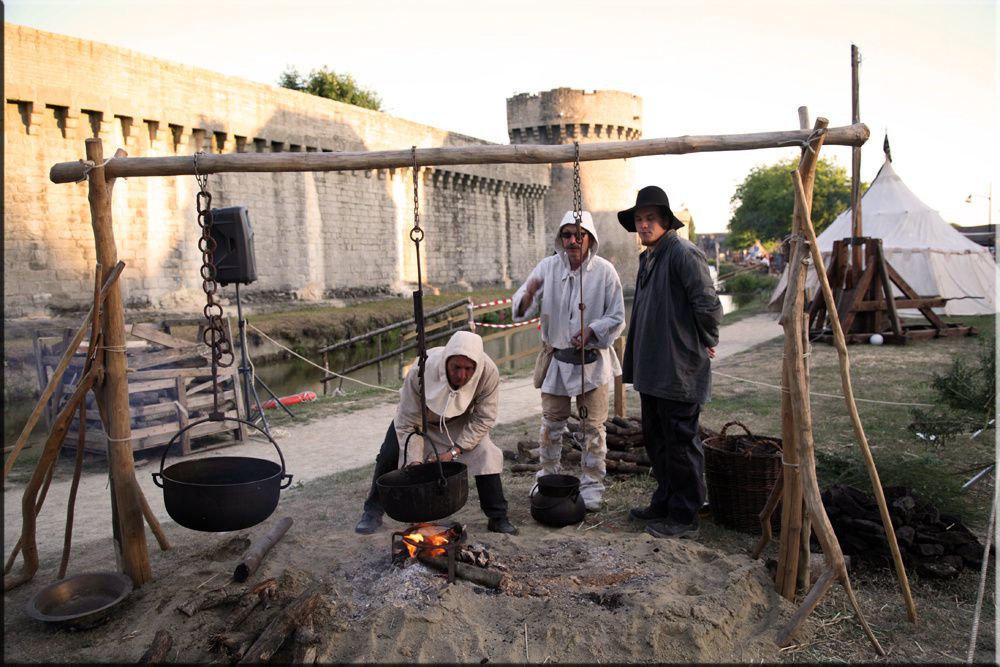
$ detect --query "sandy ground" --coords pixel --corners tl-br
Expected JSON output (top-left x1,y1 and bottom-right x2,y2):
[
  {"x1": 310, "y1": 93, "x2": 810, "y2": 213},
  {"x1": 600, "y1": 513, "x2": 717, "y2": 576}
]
[{"x1": 2, "y1": 314, "x2": 796, "y2": 663}]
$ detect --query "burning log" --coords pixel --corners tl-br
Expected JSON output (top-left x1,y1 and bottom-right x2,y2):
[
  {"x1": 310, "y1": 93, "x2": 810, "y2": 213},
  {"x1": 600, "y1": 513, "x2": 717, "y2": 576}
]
[
  {"x1": 234, "y1": 517, "x2": 293, "y2": 583},
  {"x1": 236, "y1": 585, "x2": 323, "y2": 664},
  {"x1": 137, "y1": 629, "x2": 173, "y2": 664},
  {"x1": 416, "y1": 554, "x2": 507, "y2": 590},
  {"x1": 226, "y1": 578, "x2": 278, "y2": 630}
]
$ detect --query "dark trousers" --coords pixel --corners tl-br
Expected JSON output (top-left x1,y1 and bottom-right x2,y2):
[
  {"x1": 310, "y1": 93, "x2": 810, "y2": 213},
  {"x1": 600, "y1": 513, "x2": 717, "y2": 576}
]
[
  {"x1": 639, "y1": 393, "x2": 706, "y2": 525},
  {"x1": 363, "y1": 422, "x2": 508, "y2": 519}
]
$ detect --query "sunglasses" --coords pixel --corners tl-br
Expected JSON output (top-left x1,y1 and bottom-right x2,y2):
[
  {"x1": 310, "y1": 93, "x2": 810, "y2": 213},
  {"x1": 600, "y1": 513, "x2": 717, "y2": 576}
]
[{"x1": 559, "y1": 231, "x2": 586, "y2": 240}]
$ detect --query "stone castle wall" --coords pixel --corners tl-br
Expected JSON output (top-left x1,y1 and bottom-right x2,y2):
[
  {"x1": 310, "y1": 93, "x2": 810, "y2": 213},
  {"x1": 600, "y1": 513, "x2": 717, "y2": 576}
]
[
  {"x1": 4, "y1": 25, "x2": 643, "y2": 318},
  {"x1": 3, "y1": 24, "x2": 549, "y2": 317}
]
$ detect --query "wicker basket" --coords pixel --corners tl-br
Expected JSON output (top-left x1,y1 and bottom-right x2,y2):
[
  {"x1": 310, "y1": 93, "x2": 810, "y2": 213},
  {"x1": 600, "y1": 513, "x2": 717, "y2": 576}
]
[{"x1": 703, "y1": 421, "x2": 782, "y2": 534}]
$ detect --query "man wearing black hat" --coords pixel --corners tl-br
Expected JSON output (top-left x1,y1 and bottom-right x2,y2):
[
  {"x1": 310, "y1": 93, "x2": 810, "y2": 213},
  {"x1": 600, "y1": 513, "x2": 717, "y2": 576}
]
[{"x1": 617, "y1": 186, "x2": 723, "y2": 539}]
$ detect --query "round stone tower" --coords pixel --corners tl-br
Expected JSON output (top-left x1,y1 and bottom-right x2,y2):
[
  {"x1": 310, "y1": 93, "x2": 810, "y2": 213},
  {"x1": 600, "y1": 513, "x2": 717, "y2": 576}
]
[{"x1": 506, "y1": 88, "x2": 642, "y2": 285}]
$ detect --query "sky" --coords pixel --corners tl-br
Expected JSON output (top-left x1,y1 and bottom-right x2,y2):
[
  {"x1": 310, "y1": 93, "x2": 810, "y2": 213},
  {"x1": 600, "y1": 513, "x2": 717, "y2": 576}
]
[{"x1": 5, "y1": 0, "x2": 997, "y2": 234}]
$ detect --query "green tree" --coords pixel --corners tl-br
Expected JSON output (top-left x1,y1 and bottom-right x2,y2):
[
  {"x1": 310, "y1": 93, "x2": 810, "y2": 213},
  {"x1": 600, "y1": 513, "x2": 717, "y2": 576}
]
[
  {"x1": 278, "y1": 66, "x2": 382, "y2": 111},
  {"x1": 726, "y1": 157, "x2": 857, "y2": 249}
]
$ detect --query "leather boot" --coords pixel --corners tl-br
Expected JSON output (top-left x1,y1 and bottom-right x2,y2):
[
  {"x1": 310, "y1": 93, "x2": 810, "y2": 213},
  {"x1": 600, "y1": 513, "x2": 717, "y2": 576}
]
[{"x1": 475, "y1": 474, "x2": 519, "y2": 535}]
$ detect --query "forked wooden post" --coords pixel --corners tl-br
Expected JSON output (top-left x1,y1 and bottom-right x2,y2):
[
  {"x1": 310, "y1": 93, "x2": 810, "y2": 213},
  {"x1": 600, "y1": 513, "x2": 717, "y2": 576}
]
[
  {"x1": 85, "y1": 138, "x2": 151, "y2": 586},
  {"x1": 792, "y1": 170, "x2": 917, "y2": 622},
  {"x1": 775, "y1": 117, "x2": 830, "y2": 599},
  {"x1": 774, "y1": 166, "x2": 885, "y2": 655}
]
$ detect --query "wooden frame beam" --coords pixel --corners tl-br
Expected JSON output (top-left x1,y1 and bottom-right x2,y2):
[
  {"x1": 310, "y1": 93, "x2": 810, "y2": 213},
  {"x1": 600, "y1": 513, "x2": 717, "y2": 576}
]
[{"x1": 49, "y1": 123, "x2": 870, "y2": 183}]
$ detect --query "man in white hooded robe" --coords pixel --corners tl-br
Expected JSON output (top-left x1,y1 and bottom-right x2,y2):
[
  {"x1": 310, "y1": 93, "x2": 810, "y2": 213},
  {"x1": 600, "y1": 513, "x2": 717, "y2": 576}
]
[
  {"x1": 355, "y1": 331, "x2": 517, "y2": 535},
  {"x1": 512, "y1": 211, "x2": 626, "y2": 511}
]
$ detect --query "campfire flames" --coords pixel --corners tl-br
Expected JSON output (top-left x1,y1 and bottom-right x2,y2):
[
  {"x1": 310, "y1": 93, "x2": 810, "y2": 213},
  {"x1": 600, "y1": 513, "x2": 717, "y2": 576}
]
[{"x1": 401, "y1": 525, "x2": 453, "y2": 558}]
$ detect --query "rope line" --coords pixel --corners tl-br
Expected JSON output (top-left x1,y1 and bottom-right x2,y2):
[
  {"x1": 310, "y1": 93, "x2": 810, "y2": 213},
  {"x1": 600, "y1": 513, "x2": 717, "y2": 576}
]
[
  {"x1": 711, "y1": 370, "x2": 936, "y2": 407},
  {"x1": 247, "y1": 322, "x2": 397, "y2": 393}
]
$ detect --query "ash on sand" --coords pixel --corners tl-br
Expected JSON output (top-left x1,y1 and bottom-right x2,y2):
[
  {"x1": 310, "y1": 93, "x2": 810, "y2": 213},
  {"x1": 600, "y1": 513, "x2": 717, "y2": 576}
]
[{"x1": 3, "y1": 474, "x2": 800, "y2": 664}]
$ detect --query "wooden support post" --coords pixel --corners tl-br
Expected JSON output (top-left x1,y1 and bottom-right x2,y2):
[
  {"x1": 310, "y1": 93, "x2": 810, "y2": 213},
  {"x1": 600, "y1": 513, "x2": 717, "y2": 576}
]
[
  {"x1": 85, "y1": 138, "x2": 151, "y2": 586},
  {"x1": 775, "y1": 116, "x2": 829, "y2": 599},
  {"x1": 850, "y1": 45, "x2": 864, "y2": 285},
  {"x1": 793, "y1": 171, "x2": 917, "y2": 623}
]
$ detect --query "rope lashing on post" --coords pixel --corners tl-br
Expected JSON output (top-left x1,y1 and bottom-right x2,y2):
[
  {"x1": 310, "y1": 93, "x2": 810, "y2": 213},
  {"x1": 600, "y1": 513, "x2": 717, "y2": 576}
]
[{"x1": 71, "y1": 157, "x2": 115, "y2": 183}]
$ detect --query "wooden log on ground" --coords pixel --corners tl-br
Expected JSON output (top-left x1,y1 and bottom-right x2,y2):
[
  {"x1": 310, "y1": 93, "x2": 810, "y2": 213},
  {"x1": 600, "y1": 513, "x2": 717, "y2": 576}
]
[
  {"x1": 234, "y1": 517, "x2": 293, "y2": 583},
  {"x1": 177, "y1": 583, "x2": 250, "y2": 617},
  {"x1": 237, "y1": 585, "x2": 323, "y2": 664},
  {"x1": 227, "y1": 578, "x2": 279, "y2": 630},
  {"x1": 417, "y1": 554, "x2": 507, "y2": 589},
  {"x1": 138, "y1": 629, "x2": 173, "y2": 664},
  {"x1": 50, "y1": 124, "x2": 870, "y2": 183},
  {"x1": 511, "y1": 463, "x2": 541, "y2": 473}
]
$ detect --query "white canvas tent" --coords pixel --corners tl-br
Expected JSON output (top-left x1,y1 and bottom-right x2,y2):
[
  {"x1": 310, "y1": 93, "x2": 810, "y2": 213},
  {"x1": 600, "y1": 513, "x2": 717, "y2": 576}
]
[{"x1": 770, "y1": 158, "x2": 997, "y2": 316}]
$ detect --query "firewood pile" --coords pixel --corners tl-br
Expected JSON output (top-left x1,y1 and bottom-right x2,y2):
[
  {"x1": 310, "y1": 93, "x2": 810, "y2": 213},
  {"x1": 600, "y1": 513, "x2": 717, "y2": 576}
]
[
  {"x1": 505, "y1": 415, "x2": 717, "y2": 476},
  {"x1": 821, "y1": 484, "x2": 988, "y2": 579},
  {"x1": 505, "y1": 416, "x2": 650, "y2": 475}
]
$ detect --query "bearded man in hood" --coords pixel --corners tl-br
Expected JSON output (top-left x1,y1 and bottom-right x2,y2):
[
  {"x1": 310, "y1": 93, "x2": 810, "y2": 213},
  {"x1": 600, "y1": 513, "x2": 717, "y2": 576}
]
[
  {"x1": 512, "y1": 211, "x2": 626, "y2": 511},
  {"x1": 354, "y1": 331, "x2": 518, "y2": 535}
]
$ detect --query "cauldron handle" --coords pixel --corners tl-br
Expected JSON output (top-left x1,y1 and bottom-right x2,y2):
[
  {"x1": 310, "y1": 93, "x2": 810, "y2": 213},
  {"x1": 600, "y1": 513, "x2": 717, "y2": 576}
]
[
  {"x1": 154, "y1": 416, "x2": 292, "y2": 487},
  {"x1": 400, "y1": 428, "x2": 450, "y2": 487}
]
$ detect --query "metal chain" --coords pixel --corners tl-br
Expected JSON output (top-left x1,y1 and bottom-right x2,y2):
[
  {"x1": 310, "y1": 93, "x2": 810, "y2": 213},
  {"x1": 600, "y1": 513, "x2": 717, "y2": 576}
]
[
  {"x1": 194, "y1": 152, "x2": 234, "y2": 370},
  {"x1": 410, "y1": 147, "x2": 435, "y2": 475},
  {"x1": 572, "y1": 141, "x2": 588, "y2": 420}
]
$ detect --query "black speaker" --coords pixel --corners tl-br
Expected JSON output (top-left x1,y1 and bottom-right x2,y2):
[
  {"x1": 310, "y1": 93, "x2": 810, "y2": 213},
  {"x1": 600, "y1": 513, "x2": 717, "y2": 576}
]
[{"x1": 209, "y1": 206, "x2": 257, "y2": 286}]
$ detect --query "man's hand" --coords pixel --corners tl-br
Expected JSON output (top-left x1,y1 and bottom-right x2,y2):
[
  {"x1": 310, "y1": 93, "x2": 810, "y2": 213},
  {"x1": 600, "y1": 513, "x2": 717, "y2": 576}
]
[
  {"x1": 516, "y1": 276, "x2": 543, "y2": 317},
  {"x1": 571, "y1": 326, "x2": 594, "y2": 350},
  {"x1": 425, "y1": 449, "x2": 457, "y2": 463},
  {"x1": 706, "y1": 347, "x2": 716, "y2": 359}
]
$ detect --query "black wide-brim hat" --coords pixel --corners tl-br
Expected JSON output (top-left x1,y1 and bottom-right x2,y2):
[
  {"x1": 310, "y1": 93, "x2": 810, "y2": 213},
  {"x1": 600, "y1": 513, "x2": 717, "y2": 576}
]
[{"x1": 617, "y1": 185, "x2": 684, "y2": 232}]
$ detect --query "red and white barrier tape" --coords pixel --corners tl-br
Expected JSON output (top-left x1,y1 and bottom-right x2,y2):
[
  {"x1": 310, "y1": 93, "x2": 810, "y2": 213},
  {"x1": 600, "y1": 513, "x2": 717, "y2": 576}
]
[
  {"x1": 471, "y1": 297, "x2": 513, "y2": 309},
  {"x1": 473, "y1": 318, "x2": 539, "y2": 329}
]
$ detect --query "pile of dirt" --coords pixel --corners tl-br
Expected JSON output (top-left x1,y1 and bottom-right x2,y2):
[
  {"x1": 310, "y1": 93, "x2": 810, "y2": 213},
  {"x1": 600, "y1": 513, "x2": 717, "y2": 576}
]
[{"x1": 2, "y1": 471, "x2": 800, "y2": 664}]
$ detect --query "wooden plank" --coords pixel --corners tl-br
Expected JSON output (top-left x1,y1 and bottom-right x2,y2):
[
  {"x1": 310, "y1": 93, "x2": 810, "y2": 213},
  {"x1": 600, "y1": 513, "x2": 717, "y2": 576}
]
[
  {"x1": 128, "y1": 367, "x2": 220, "y2": 380},
  {"x1": 127, "y1": 347, "x2": 207, "y2": 372},
  {"x1": 883, "y1": 262, "x2": 948, "y2": 329},
  {"x1": 129, "y1": 323, "x2": 199, "y2": 349},
  {"x1": 853, "y1": 298, "x2": 947, "y2": 312},
  {"x1": 175, "y1": 376, "x2": 191, "y2": 455}
]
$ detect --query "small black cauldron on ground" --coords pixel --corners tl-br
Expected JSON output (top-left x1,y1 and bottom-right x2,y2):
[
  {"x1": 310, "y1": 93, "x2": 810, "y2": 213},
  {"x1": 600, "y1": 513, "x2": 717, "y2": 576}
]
[
  {"x1": 153, "y1": 416, "x2": 292, "y2": 532},
  {"x1": 530, "y1": 474, "x2": 586, "y2": 527}
]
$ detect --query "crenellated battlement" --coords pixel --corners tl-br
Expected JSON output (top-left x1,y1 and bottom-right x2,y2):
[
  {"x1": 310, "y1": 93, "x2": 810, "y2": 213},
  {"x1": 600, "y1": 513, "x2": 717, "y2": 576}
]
[{"x1": 506, "y1": 88, "x2": 643, "y2": 144}]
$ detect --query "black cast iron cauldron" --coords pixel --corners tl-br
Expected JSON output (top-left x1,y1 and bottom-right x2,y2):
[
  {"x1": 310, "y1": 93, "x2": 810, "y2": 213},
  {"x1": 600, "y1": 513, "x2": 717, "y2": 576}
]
[
  {"x1": 153, "y1": 417, "x2": 293, "y2": 532},
  {"x1": 530, "y1": 474, "x2": 586, "y2": 527},
  {"x1": 376, "y1": 432, "x2": 469, "y2": 523}
]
